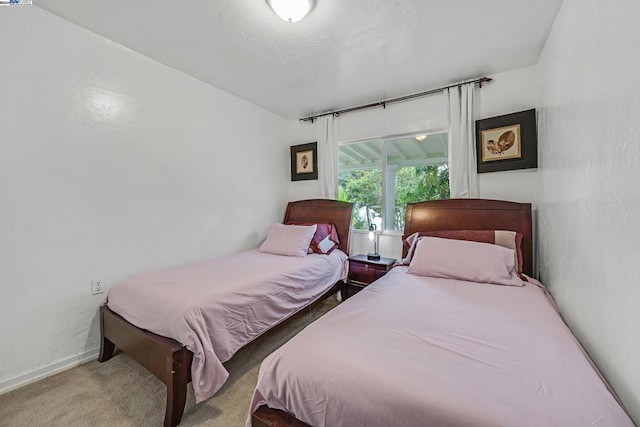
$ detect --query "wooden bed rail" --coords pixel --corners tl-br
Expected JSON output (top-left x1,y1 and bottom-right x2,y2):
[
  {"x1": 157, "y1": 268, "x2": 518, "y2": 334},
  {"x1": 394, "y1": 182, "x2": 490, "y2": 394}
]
[{"x1": 252, "y1": 405, "x2": 310, "y2": 427}]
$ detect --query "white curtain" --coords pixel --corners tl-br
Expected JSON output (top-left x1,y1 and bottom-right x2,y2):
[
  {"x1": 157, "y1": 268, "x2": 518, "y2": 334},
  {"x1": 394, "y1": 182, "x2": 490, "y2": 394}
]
[
  {"x1": 447, "y1": 83, "x2": 478, "y2": 198},
  {"x1": 317, "y1": 114, "x2": 339, "y2": 199}
]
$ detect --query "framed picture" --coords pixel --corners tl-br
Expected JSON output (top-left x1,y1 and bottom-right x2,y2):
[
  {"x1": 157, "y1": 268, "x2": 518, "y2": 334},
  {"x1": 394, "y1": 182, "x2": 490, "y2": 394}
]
[
  {"x1": 290, "y1": 142, "x2": 318, "y2": 181},
  {"x1": 475, "y1": 109, "x2": 537, "y2": 173}
]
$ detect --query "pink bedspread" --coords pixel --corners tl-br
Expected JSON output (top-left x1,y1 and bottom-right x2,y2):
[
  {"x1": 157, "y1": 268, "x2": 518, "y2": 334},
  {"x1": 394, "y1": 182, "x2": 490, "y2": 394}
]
[
  {"x1": 107, "y1": 249, "x2": 347, "y2": 403},
  {"x1": 249, "y1": 267, "x2": 632, "y2": 426}
]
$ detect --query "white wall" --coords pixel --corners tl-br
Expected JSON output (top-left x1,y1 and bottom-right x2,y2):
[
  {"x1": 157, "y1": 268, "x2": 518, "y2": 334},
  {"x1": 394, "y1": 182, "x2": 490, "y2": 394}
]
[
  {"x1": 288, "y1": 66, "x2": 538, "y2": 259},
  {"x1": 0, "y1": 7, "x2": 289, "y2": 392},
  {"x1": 476, "y1": 66, "x2": 538, "y2": 204},
  {"x1": 536, "y1": 0, "x2": 640, "y2": 422}
]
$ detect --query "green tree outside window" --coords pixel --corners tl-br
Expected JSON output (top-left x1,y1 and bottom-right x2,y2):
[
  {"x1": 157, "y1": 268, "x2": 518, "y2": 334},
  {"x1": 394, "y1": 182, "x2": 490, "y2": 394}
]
[{"x1": 338, "y1": 164, "x2": 449, "y2": 230}]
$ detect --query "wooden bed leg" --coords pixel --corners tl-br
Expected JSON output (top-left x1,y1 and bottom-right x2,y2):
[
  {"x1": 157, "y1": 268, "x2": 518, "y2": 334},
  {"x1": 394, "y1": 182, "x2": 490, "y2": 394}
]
[
  {"x1": 98, "y1": 337, "x2": 115, "y2": 363},
  {"x1": 98, "y1": 306, "x2": 115, "y2": 362},
  {"x1": 100, "y1": 305, "x2": 193, "y2": 426},
  {"x1": 340, "y1": 280, "x2": 348, "y2": 301},
  {"x1": 163, "y1": 351, "x2": 191, "y2": 427},
  {"x1": 164, "y1": 378, "x2": 187, "y2": 427}
]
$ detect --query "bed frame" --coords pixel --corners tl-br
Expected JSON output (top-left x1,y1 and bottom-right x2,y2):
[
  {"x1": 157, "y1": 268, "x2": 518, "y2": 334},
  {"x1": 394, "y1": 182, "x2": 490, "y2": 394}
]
[
  {"x1": 252, "y1": 198, "x2": 533, "y2": 426},
  {"x1": 98, "y1": 199, "x2": 353, "y2": 427},
  {"x1": 403, "y1": 198, "x2": 533, "y2": 276}
]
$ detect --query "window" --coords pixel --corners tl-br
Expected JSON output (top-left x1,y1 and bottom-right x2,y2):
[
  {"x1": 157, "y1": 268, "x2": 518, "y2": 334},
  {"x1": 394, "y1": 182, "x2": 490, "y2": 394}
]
[{"x1": 338, "y1": 133, "x2": 449, "y2": 231}]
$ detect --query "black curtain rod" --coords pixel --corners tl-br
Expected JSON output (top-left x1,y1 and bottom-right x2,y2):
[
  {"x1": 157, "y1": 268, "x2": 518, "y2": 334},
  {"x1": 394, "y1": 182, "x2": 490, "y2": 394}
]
[{"x1": 300, "y1": 76, "x2": 492, "y2": 123}]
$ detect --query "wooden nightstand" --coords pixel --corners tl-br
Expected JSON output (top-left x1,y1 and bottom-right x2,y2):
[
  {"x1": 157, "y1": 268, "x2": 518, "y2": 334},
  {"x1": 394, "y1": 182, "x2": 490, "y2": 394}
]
[{"x1": 344, "y1": 254, "x2": 396, "y2": 299}]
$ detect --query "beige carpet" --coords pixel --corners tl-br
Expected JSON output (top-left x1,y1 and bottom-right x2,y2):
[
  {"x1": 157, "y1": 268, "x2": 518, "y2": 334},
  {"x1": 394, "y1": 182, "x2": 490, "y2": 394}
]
[{"x1": 0, "y1": 298, "x2": 338, "y2": 427}]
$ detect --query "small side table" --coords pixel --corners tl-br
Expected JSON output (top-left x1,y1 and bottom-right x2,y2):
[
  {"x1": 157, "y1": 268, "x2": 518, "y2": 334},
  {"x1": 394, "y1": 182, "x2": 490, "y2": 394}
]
[{"x1": 344, "y1": 254, "x2": 396, "y2": 299}]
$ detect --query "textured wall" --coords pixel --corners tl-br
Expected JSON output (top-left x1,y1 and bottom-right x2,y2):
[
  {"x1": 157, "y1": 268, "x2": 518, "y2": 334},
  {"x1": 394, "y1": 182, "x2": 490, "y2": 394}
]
[
  {"x1": 0, "y1": 7, "x2": 288, "y2": 392},
  {"x1": 537, "y1": 0, "x2": 640, "y2": 421}
]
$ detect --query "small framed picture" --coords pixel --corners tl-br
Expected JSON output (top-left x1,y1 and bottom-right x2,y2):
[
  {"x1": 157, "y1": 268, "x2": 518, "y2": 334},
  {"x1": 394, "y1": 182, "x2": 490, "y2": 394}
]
[
  {"x1": 290, "y1": 142, "x2": 318, "y2": 181},
  {"x1": 475, "y1": 109, "x2": 537, "y2": 173}
]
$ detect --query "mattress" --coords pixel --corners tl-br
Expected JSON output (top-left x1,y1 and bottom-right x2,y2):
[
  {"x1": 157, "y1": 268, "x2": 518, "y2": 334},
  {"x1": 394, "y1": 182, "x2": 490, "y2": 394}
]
[
  {"x1": 249, "y1": 267, "x2": 632, "y2": 426},
  {"x1": 107, "y1": 248, "x2": 347, "y2": 402}
]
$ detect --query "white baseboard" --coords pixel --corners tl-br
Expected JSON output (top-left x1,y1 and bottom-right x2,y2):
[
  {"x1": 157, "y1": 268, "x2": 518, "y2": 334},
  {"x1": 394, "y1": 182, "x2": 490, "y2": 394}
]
[{"x1": 0, "y1": 346, "x2": 100, "y2": 395}]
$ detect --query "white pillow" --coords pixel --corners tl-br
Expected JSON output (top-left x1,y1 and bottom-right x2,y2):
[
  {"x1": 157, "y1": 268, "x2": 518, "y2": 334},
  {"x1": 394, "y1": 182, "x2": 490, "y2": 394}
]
[
  {"x1": 407, "y1": 236, "x2": 523, "y2": 286},
  {"x1": 259, "y1": 223, "x2": 317, "y2": 257}
]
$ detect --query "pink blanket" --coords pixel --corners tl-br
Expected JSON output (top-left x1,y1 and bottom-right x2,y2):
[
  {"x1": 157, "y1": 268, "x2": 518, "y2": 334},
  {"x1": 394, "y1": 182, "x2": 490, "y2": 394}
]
[
  {"x1": 107, "y1": 249, "x2": 346, "y2": 402},
  {"x1": 249, "y1": 267, "x2": 632, "y2": 426}
]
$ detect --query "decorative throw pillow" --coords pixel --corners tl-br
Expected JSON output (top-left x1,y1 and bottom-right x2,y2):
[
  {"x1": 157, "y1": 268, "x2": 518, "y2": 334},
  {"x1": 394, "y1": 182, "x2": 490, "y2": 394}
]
[
  {"x1": 407, "y1": 237, "x2": 524, "y2": 287},
  {"x1": 259, "y1": 223, "x2": 317, "y2": 257},
  {"x1": 286, "y1": 222, "x2": 340, "y2": 254}
]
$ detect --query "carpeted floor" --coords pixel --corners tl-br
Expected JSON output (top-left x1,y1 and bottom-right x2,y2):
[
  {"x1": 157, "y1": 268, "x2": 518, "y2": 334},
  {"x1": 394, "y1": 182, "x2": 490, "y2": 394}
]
[{"x1": 0, "y1": 298, "x2": 338, "y2": 427}]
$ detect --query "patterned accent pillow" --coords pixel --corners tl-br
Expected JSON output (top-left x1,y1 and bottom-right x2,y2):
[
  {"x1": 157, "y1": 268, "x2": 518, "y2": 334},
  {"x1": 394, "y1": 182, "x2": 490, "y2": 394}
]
[
  {"x1": 286, "y1": 222, "x2": 340, "y2": 254},
  {"x1": 401, "y1": 230, "x2": 524, "y2": 274}
]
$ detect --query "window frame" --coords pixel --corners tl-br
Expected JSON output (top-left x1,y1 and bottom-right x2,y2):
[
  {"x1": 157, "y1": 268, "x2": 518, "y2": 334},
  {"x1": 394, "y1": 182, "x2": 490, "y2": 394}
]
[{"x1": 338, "y1": 128, "x2": 449, "y2": 233}]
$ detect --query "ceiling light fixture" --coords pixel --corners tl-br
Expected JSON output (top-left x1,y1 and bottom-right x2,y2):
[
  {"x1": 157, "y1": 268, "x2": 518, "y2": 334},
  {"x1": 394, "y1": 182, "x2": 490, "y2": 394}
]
[
  {"x1": 415, "y1": 135, "x2": 427, "y2": 142},
  {"x1": 267, "y1": 0, "x2": 314, "y2": 23}
]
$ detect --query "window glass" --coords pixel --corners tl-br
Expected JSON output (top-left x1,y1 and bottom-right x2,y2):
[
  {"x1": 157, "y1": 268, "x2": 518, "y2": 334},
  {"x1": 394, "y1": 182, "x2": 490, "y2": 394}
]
[
  {"x1": 338, "y1": 140, "x2": 382, "y2": 230},
  {"x1": 385, "y1": 133, "x2": 450, "y2": 230},
  {"x1": 338, "y1": 133, "x2": 449, "y2": 231}
]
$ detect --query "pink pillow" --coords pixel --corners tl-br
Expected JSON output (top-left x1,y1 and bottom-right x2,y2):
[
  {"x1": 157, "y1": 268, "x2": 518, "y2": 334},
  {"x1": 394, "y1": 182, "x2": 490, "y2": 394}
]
[
  {"x1": 259, "y1": 223, "x2": 317, "y2": 257},
  {"x1": 401, "y1": 230, "x2": 524, "y2": 274},
  {"x1": 407, "y1": 237, "x2": 524, "y2": 287},
  {"x1": 286, "y1": 222, "x2": 341, "y2": 254}
]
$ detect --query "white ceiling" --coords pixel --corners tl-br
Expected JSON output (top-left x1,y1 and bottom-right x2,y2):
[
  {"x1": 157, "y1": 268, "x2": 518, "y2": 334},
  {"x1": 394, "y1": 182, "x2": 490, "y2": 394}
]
[{"x1": 35, "y1": 0, "x2": 563, "y2": 120}]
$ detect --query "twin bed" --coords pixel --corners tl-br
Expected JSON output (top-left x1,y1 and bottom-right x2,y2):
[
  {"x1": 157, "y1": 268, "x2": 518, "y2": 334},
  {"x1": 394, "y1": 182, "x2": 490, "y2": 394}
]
[
  {"x1": 100, "y1": 198, "x2": 633, "y2": 427},
  {"x1": 250, "y1": 199, "x2": 632, "y2": 426},
  {"x1": 99, "y1": 199, "x2": 354, "y2": 427}
]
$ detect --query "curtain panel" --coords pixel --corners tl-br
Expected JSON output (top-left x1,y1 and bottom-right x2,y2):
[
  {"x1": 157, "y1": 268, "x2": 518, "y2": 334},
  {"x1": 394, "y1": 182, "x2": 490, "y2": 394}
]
[
  {"x1": 317, "y1": 114, "x2": 339, "y2": 199},
  {"x1": 447, "y1": 83, "x2": 478, "y2": 198}
]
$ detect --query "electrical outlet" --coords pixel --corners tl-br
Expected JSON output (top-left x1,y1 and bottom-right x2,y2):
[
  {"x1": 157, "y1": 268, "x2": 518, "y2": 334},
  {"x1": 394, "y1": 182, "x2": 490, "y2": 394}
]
[{"x1": 92, "y1": 278, "x2": 105, "y2": 295}]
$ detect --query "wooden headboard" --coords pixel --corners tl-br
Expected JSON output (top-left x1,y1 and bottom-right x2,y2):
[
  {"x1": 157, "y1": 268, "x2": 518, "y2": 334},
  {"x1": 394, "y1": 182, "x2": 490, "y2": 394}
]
[
  {"x1": 403, "y1": 199, "x2": 533, "y2": 276},
  {"x1": 284, "y1": 199, "x2": 354, "y2": 255}
]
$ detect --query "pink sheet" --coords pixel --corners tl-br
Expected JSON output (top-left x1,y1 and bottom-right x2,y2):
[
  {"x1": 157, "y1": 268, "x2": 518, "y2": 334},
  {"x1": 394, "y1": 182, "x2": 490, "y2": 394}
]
[
  {"x1": 249, "y1": 267, "x2": 632, "y2": 426},
  {"x1": 107, "y1": 249, "x2": 347, "y2": 403}
]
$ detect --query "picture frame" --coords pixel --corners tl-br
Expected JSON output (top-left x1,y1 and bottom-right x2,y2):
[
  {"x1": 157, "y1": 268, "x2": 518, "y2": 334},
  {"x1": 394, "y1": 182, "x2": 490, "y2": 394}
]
[
  {"x1": 290, "y1": 141, "x2": 318, "y2": 181},
  {"x1": 475, "y1": 109, "x2": 537, "y2": 173}
]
